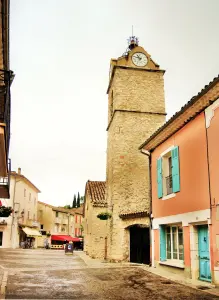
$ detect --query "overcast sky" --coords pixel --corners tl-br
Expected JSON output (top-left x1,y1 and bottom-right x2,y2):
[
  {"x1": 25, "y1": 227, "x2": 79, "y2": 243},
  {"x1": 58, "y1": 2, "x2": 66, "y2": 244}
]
[{"x1": 9, "y1": 0, "x2": 219, "y2": 206}]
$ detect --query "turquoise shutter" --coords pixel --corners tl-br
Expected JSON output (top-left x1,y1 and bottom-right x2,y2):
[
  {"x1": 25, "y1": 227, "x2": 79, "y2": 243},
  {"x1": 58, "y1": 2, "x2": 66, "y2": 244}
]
[
  {"x1": 171, "y1": 146, "x2": 180, "y2": 193},
  {"x1": 160, "y1": 225, "x2": 166, "y2": 261},
  {"x1": 157, "y1": 158, "x2": 163, "y2": 198}
]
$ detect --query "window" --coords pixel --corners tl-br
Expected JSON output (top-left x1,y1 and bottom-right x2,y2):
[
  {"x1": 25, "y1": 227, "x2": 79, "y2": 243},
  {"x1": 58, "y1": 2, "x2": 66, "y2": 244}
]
[
  {"x1": 160, "y1": 225, "x2": 184, "y2": 261},
  {"x1": 56, "y1": 212, "x2": 58, "y2": 218},
  {"x1": 157, "y1": 146, "x2": 180, "y2": 198},
  {"x1": 29, "y1": 193, "x2": 31, "y2": 202},
  {"x1": 75, "y1": 215, "x2": 78, "y2": 223},
  {"x1": 41, "y1": 224, "x2": 43, "y2": 230}
]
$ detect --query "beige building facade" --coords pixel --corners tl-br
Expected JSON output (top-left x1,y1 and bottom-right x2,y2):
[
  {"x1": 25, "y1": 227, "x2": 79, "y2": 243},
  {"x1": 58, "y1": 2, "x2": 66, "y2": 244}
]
[
  {"x1": 84, "y1": 181, "x2": 107, "y2": 259},
  {"x1": 0, "y1": 168, "x2": 41, "y2": 248},
  {"x1": 37, "y1": 201, "x2": 83, "y2": 248}
]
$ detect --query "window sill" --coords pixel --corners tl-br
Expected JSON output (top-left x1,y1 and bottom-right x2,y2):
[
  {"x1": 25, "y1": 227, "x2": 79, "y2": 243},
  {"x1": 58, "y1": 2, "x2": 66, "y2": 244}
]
[
  {"x1": 162, "y1": 193, "x2": 176, "y2": 201},
  {"x1": 159, "y1": 260, "x2": 185, "y2": 269}
]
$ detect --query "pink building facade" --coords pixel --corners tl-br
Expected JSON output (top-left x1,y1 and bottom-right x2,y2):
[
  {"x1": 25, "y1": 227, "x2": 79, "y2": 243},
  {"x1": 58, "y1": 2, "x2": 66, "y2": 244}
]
[{"x1": 140, "y1": 75, "x2": 219, "y2": 285}]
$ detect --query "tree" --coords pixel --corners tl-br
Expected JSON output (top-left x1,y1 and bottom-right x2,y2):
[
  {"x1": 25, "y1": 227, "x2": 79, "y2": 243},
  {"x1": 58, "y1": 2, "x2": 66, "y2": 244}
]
[
  {"x1": 64, "y1": 205, "x2": 71, "y2": 209},
  {"x1": 77, "y1": 192, "x2": 80, "y2": 207},
  {"x1": 72, "y1": 195, "x2": 77, "y2": 208}
]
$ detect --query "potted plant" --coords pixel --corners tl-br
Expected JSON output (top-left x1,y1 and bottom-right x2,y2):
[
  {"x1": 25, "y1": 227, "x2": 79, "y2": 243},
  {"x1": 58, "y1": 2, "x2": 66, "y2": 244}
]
[
  {"x1": 97, "y1": 212, "x2": 112, "y2": 220},
  {"x1": 0, "y1": 206, "x2": 13, "y2": 217}
]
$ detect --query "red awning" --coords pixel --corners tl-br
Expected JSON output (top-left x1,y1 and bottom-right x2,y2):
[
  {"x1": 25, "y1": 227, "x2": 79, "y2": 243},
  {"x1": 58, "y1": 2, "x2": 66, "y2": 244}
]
[{"x1": 51, "y1": 235, "x2": 82, "y2": 242}]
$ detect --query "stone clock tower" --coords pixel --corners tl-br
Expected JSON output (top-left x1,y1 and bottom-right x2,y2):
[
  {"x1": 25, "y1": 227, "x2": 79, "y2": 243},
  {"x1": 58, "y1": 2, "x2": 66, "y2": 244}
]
[{"x1": 106, "y1": 37, "x2": 166, "y2": 262}]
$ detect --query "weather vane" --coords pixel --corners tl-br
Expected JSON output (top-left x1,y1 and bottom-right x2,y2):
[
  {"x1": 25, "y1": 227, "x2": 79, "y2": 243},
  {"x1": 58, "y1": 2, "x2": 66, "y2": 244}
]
[{"x1": 127, "y1": 26, "x2": 139, "y2": 50}]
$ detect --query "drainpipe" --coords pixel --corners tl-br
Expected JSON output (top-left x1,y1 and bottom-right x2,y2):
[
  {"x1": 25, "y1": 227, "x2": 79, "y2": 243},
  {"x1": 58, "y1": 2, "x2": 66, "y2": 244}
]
[
  {"x1": 204, "y1": 123, "x2": 213, "y2": 223},
  {"x1": 10, "y1": 175, "x2": 22, "y2": 248},
  {"x1": 140, "y1": 148, "x2": 154, "y2": 267}
]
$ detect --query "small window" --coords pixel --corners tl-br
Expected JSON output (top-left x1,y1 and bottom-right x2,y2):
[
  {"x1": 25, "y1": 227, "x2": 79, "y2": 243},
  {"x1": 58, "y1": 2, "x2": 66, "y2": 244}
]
[
  {"x1": 56, "y1": 212, "x2": 58, "y2": 218},
  {"x1": 41, "y1": 224, "x2": 43, "y2": 229},
  {"x1": 157, "y1": 146, "x2": 180, "y2": 198}
]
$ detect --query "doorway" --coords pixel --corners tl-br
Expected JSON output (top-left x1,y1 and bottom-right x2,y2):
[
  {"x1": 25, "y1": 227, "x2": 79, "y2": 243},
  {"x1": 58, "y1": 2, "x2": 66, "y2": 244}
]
[
  {"x1": 130, "y1": 225, "x2": 150, "y2": 264},
  {"x1": 198, "y1": 225, "x2": 211, "y2": 282}
]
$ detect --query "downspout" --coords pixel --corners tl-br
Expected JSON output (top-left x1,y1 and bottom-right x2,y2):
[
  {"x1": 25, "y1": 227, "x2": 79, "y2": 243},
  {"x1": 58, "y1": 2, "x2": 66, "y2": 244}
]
[
  {"x1": 204, "y1": 112, "x2": 214, "y2": 282},
  {"x1": 11, "y1": 176, "x2": 21, "y2": 248},
  {"x1": 204, "y1": 119, "x2": 213, "y2": 223},
  {"x1": 140, "y1": 148, "x2": 154, "y2": 267}
]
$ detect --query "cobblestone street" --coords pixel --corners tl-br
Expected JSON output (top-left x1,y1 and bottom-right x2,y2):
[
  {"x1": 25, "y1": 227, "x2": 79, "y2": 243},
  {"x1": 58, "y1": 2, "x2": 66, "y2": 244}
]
[{"x1": 0, "y1": 249, "x2": 218, "y2": 300}]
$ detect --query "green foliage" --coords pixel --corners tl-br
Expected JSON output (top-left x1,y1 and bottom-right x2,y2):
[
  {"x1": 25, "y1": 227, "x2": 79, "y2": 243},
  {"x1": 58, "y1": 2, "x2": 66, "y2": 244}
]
[
  {"x1": 64, "y1": 205, "x2": 71, "y2": 209},
  {"x1": 77, "y1": 192, "x2": 80, "y2": 207},
  {"x1": 0, "y1": 206, "x2": 13, "y2": 217},
  {"x1": 97, "y1": 212, "x2": 112, "y2": 220}
]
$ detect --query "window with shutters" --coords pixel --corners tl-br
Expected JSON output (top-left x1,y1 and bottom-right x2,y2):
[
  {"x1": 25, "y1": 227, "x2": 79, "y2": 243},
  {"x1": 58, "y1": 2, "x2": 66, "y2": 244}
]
[
  {"x1": 160, "y1": 225, "x2": 184, "y2": 263},
  {"x1": 157, "y1": 146, "x2": 180, "y2": 199}
]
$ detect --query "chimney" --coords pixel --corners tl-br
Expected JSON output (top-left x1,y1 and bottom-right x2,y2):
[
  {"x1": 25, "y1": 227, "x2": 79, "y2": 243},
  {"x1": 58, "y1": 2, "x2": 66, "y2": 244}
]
[{"x1": 18, "y1": 168, "x2": 21, "y2": 175}]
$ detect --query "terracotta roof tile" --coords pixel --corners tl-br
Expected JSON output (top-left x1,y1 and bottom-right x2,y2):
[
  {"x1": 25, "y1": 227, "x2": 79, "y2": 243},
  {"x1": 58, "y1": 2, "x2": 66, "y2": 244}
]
[
  {"x1": 86, "y1": 181, "x2": 107, "y2": 207},
  {"x1": 69, "y1": 205, "x2": 84, "y2": 215}
]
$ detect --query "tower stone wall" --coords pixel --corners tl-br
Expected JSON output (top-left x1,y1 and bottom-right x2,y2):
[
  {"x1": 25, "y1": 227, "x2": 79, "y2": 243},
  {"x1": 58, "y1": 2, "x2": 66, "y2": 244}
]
[{"x1": 106, "y1": 44, "x2": 166, "y2": 261}]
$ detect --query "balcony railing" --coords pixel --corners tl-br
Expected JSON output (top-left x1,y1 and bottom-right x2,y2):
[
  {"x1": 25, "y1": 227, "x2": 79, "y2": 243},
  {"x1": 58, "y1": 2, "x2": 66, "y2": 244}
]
[
  {"x1": 0, "y1": 69, "x2": 14, "y2": 160},
  {"x1": 0, "y1": 158, "x2": 11, "y2": 198},
  {"x1": 166, "y1": 175, "x2": 173, "y2": 195}
]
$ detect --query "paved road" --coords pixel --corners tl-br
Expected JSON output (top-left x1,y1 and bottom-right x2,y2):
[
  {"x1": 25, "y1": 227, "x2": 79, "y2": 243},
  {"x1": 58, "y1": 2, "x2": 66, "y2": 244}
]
[{"x1": 0, "y1": 249, "x2": 218, "y2": 299}]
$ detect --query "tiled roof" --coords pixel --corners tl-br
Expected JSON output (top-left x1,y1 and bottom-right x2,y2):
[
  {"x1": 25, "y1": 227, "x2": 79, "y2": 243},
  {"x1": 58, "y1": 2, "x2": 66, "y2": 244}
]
[
  {"x1": 53, "y1": 206, "x2": 75, "y2": 215},
  {"x1": 11, "y1": 171, "x2": 41, "y2": 193},
  {"x1": 38, "y1": 201, "x2": 54, "y2": 208},
  {"x1": 69, "y1": 205, "x2": 84, "y2": 215},
  {"x1": 140, "y1": 74, "x2": 219, "y2": 151},
  {"x1": 119, "y1": 211, "x2": 149, "y2": 219},
  {"x1": 85, "y1": 181, "x2": 107, "y2": 207}
]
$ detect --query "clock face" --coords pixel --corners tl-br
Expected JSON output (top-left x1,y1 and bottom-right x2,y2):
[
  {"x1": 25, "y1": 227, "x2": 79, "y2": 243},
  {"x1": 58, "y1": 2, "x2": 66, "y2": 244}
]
[{"x1": 132, "y1": 52, "x2": 148, "y2": 67}]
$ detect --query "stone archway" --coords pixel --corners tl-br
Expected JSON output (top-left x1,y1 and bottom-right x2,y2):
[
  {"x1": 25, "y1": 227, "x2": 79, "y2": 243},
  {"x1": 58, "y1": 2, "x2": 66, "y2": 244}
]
[{"x1": 129, "y1": 224, "x2": 150, "y2": 264}]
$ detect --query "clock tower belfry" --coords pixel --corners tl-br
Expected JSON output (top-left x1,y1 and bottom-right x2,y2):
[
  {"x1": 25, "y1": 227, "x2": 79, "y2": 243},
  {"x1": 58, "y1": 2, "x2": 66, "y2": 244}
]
[{"x1": 106, "y1": 37, "x2": 166, "y2": 262}]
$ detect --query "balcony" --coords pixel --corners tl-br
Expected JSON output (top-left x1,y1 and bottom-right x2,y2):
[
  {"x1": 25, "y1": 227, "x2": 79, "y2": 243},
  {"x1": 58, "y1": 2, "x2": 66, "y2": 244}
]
[
  {"x1": 0, "y1": 70, "x2": 14, "y2": 170},
  {"x1": 0, "y1": 218, "x2": 7, "y2": 225},
  {"x1": 62, "y1": 218, "x2": 68, "y2": 225},
  {"x1": 0, "y1": 158, "x2": 10, "y2": 198},
  {"x1": 166, "y1": 175, "x2": 173, "y2": 195},
  {"x1": 55, "y1": 217, "x2": 61, "y2": 224}
]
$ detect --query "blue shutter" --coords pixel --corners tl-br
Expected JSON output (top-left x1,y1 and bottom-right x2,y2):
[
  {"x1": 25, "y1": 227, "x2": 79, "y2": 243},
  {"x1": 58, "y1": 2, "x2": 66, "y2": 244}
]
[
  {"x1": 157, "y1": 158, "x2": 163, "y2": 198},
  {"x1": 160, "y1": 225, "x2": 166, "y2": 261},
  {"x1": 171, "y1": 146, "x2": 180, "y2": 193}
]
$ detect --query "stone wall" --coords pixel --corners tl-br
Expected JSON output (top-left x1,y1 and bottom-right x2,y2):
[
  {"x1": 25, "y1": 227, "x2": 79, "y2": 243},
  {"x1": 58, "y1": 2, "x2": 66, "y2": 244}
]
[{"x1": 84, "y1": 194, "x2": 108, "y2": 259}]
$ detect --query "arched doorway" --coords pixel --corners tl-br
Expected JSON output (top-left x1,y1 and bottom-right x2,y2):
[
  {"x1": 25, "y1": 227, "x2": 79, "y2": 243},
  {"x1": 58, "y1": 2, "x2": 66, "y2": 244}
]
[{"x1": 129, "y1": 225, "x2": 150, "y2": 264}]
